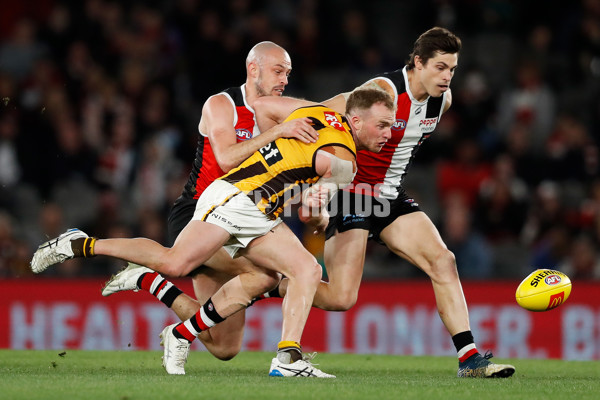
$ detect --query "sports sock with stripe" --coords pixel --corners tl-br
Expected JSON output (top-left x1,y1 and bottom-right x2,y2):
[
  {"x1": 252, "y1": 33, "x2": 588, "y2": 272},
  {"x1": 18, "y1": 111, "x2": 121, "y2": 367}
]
[
  {"x1": 276, "y1": 340, "x2": 302, "y2": 364},
  {"x1": 249, "y1": 284, "x2": 282, "y2": 306},
  {"x1": 452, "y1": 330, "x2": 479, "y2": 362},
  {"x1": 137, "y1": 272, "x2": 183, "y2": 308},
  {"x1": 173, "y1": 297, "x2": 225, "y2": 342},
  {"x1": 71, "y1": 237, "x2": 97, "y2": 258}
]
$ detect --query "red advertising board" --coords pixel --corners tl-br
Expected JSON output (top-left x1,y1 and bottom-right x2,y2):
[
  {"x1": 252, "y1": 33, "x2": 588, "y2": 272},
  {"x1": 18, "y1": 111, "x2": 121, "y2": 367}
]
[{"x1": 1, "y1": 279, "x2": 598, "y2": 360}]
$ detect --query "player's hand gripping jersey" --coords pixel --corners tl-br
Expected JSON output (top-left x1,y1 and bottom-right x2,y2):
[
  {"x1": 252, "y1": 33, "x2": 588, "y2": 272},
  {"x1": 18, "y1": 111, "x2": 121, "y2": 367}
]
[{"x1": 220, "y1": 105, "x2": 356, "y2": 218}]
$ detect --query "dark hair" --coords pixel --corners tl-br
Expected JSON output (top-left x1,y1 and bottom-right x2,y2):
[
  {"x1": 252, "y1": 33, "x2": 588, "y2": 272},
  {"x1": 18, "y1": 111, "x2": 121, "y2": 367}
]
[
  {"x1": 346, "y1": 88, "x2": 394, "y2": 115},
  {"x1": 407, "y1": 27, "x2": 462, "y2": 70}
]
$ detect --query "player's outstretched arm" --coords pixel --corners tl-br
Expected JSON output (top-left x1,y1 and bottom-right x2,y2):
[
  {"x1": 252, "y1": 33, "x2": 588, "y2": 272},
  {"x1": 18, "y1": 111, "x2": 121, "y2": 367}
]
[{"x1": 253, "y1": 96, "x2": 321, "y2": 141}]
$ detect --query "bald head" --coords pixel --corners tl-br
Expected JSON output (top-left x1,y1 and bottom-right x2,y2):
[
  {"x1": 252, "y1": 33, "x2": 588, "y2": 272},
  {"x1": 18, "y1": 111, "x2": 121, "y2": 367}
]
[
  {"x1": 245, "y1": 41, "x2": 291, "y2": 98},
  {"x1": 246, "y1": 41, "x2": 289, "y2": 68}
]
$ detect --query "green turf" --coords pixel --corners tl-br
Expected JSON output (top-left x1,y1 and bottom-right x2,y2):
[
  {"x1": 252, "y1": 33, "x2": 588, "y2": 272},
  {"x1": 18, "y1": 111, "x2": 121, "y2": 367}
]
[{"x1": 1, "y1": 350, "x2": 598, "y2": 400}]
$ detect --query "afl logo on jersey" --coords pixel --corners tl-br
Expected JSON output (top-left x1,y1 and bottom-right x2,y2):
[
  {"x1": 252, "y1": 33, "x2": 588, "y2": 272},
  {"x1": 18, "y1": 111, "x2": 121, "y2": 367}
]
[
  {"x1": 392, "y1": 119, "x2": 406, "y2": 131},
  {"x1": 236, "y1": 129, "x2": 253, "y2": 141}
]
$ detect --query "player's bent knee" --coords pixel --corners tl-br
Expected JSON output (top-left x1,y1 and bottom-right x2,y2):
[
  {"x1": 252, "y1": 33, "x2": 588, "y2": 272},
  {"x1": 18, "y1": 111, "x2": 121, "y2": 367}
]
[
  {"x1": 157, "y1": 263, "x2": 184, "y2": 278},
  {"x1": 305, "y1": 261, "x2": 323, "y2": 286},
  {"x1": 287, "y1": 258, "x2": 322, "y2": 286},
  {"x1": 430, "y1": 249, "x2": 459, "y2": 283},
  {"x1": 261, "y1": 271, "x2": 282, "y2": 293},
  {"x1": 210, "y1": 345, "x2": 241, "y2": 361},
  {"x1": 157, "y1": 257, "x2": 197, "y2": 278},
  {"x1": 202, "y1": 331, "x2": 243, "y2": 361},
  {"x1": 329, "y1": 290, "x2": 358, "y2": 311}
]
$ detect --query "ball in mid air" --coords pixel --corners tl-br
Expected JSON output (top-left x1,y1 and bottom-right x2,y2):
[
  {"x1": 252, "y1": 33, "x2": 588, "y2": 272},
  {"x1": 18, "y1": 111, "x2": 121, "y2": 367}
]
[{"x1": 515, "y1": 269, "x2": 572, "y2": 311}]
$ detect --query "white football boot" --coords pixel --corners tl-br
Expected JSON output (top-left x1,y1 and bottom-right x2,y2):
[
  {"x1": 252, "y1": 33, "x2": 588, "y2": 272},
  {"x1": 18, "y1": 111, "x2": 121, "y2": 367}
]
[
  {"x1": 30, "y1": 228, "x2": 89, "y2": 273},
  {"x1": 160, "y1": 324, "x2": 191, "y2": 375},
  {"x1": 268, "y1": 353, "x2": 336, "y2": 378},
  {"x1": 102, "y1": 263, "x2": 154, "y2": 296}
]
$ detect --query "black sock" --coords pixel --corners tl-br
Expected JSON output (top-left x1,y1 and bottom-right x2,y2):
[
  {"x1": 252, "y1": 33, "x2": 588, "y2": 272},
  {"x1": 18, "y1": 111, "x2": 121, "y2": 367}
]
[
  {"x1": 453, "y1": 330, "x2": 480, "y2": 362},
  {"x1": 202, "y1": 298, "x2": 225, "y2": 324},
  {"x1": 160, "y1": 286, "x2": 183, "y2": 308},
  {"x1": 452, "y1": 331, "x2": 475, "y2": 353},
  {"x1": 267, "y1": 284, "x2": 281, "y2": 298}
]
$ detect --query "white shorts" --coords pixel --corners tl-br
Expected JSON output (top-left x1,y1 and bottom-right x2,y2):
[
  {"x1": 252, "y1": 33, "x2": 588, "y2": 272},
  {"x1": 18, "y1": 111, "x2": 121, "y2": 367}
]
[{"x1": 192, "y1": 180, "x2": 282, "y2": 257}]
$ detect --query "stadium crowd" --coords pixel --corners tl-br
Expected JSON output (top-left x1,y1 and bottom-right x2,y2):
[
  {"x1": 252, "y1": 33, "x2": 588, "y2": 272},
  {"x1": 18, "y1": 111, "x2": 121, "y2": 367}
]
[{"x1": 1, "y1": 0, "x2": 600, "y2": 280}]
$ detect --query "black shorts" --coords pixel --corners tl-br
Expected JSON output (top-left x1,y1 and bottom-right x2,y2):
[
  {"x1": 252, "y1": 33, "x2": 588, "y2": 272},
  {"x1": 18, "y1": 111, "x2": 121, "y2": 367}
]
[
  {"x1": 166, "y1": 195, "x2": 198, "y2": 246},
  {"x1": 167, "y1": 195, "x2": 209, "y2": 277},
  {"x1": 325, "y1": 187, "x2": 421, "y2": 243}
]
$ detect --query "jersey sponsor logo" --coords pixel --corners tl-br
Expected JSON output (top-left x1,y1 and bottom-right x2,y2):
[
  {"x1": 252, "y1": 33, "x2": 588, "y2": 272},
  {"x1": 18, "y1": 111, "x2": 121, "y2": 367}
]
[
  {"x1": 419, "y1": 117, "x2": 438, "y2": 133},
  {"x1": 392, "y1": 119, "x2": 407, "y2": 131},
  {"x1": 324, "y1": 111, "x2": 345, "y2": 132},
  {"x1": 236, "y1": 129, "x2": 253, "y2": 141},
  {"x1": 258, "y1": 141, "x2": 283, "y2": 166},
  {"x1": 342, "y1": 213, "x2": 366, "y2": 225}
]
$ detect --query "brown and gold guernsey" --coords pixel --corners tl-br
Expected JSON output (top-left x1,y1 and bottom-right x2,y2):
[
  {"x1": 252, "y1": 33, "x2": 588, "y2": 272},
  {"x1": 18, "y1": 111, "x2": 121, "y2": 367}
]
[{"x1": 220, "y1": 105, "x2": 356, "y2": 218}]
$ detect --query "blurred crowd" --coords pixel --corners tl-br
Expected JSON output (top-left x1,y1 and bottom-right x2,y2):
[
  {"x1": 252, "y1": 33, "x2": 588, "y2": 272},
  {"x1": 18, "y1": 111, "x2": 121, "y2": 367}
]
[{"x1": 1, "y1": 0, "x2": 600, "y2": 281}]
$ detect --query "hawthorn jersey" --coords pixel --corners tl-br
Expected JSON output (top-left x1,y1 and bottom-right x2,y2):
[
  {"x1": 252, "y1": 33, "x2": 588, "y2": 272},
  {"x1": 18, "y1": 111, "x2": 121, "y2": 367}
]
[
  {"x1": 182, "y1": 84, "x2": 260, "y2": 200},
  {"x1": 349, "y1": 66, "x2": 446, "y2": 199},
  {"x1": 221, "y1": 105, "x2": 356, "y2": 219}
]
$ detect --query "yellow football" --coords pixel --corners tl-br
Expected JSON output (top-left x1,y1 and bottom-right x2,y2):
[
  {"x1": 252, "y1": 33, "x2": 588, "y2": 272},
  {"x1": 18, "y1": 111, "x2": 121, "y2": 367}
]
[{"x1": 515, "y1": 269, "x2": 572, "y2": 311}]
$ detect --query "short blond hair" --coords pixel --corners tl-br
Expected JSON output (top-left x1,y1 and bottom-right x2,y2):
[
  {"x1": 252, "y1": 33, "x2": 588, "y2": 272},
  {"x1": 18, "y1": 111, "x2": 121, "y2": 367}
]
[{"x1": 345, "y1": 88, "x2": 394, "y2": 115}]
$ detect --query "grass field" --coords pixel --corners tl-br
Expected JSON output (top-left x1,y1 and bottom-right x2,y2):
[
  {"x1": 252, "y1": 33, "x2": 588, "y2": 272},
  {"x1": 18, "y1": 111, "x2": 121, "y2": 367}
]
[{"x1": 1, "y1": 350, "x2": 599, "y2": 400}]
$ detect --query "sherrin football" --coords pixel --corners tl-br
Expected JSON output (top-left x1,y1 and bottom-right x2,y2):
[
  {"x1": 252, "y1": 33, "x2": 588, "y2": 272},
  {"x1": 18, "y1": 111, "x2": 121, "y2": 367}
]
[{"x1": 515, "y1": 269, "x2": 572, "y2": 311}]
